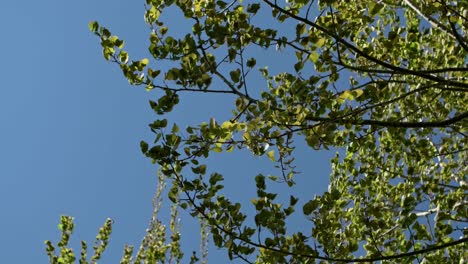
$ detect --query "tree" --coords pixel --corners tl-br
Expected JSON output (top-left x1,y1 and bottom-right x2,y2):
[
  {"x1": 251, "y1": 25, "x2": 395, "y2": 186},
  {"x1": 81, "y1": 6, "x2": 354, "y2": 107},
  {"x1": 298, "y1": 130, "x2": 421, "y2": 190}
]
[{"x1": 48, "y1": 0, "x2": 467, "y2": 263}]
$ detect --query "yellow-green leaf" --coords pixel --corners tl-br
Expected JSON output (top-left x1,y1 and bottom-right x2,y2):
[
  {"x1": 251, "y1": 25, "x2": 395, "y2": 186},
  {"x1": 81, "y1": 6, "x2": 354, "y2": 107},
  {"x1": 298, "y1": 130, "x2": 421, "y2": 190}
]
[
  {"x1": 266, "y1": 150, "x2": 275, "y2": 162},
  {"x1": 141, "y1": 58, "x2": 149, "y2": 66},
  {"x1": 212, "y1": 147, "x2": 223, "y2": 153},
  {"x1": 88, "y1": 21, "x2": 99, "y2": 32},
  {"x1": 308, "y1": 52, "x2": 319, "y2": 63}
]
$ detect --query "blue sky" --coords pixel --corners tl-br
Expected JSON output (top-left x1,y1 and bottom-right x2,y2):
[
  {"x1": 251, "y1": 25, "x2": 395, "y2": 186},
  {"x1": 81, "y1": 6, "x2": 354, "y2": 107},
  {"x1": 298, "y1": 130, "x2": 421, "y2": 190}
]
[{"x1": 0, "y1": 1, "x2": 333, "y2": 263}]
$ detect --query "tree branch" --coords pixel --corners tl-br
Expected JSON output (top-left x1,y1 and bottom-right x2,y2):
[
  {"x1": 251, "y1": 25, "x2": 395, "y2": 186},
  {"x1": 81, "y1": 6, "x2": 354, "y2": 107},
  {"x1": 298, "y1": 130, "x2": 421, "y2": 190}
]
[
  {"x1": 261, "y1": 0, "x2": 468, "y2": 89},
  {"x1": 300, "y1": 111, "x2": 468, "y2": 129},
  {"x1": 402, "y1": 0, "x2": 455, "y2": 40}
]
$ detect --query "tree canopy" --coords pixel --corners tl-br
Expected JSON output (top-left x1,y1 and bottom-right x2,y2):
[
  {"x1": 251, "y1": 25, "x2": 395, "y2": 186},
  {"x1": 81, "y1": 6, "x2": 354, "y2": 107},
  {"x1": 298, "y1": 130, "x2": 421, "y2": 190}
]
[{"x1": 47, "y1": 0, "x2": 467, "y2": 263}]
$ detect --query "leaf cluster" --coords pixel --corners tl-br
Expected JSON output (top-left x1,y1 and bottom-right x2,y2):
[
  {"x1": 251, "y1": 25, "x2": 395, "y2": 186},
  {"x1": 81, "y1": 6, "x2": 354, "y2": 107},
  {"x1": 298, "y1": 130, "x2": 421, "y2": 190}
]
[{"x1": 77, "y1": 0, "x2": 468, "y2": 263}]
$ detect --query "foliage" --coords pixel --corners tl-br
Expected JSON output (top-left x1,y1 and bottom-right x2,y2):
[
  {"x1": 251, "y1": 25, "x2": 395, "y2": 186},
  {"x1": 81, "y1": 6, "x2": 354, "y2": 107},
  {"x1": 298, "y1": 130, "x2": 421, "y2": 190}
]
[
  {"x1": 45, "y1": 172, "x2": 205, "y2": 263},
  {"x1": 45, "y1": 215, "x2": 112, "y2": 264},
  {"x1": 54, "y1": 0, "x2": 468, "y2": 263}
]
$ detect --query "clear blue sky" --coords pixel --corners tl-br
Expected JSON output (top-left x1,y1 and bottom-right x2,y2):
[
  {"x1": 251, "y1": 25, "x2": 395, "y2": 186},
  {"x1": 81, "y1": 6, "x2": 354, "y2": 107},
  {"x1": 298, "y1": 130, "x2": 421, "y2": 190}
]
[{"x1": 0, "y1": 1, "x2": 333, "y2": 262}]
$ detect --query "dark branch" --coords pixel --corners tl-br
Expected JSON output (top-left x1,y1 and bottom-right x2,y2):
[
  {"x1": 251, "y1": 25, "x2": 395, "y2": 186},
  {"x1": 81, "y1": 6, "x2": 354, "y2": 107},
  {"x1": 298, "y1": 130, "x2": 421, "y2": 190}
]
[
  {"x1": 300, "y1": 111, "x2": 468, "y2": 129},
  {"x1": 261, "y1": 0, "x2": 468, "y2": 90}
]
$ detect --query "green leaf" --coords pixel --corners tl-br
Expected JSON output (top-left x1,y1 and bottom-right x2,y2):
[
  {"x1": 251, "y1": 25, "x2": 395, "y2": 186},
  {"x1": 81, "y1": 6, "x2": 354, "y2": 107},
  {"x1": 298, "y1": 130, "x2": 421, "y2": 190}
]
[
  {"x1": 140, "y1": 141, "x2": 149, "y2": 153},
  {"x1": 230, "y1": 69, "x2": 241, "y2": 83},
  {"x1": 115, "y1": 39, "x2": 125, "y2": 49},
  {"x1": 337, "y1": 90, "x2": 356, "y2": 104},
  {"x1": 148, "y1": 68, "x2": 161, "y2": 78},
  {"x1": 369, "y1": 2, "x2": 384, "y2": 15},
  {"x1": 268, "y1": 175, "x2": 278, "y2": 181},
  {"x1": 212, "y1": 146, "x2": 223, "y2": 153},
  {"x1": 246, "y1": 58, "x2": 256, "y2": 68},
  {"x1": 171, "y1": 123, "x2": 179, "y2": 133},
  {"x1": 247, "y1": 3, "x2": 260, "y2": 14},
  {"x1": 308, "y1": 52, "x2": 319, "y2": 63},
  {"x1": 149, "y1": 119, "x2": 168, "y2": 129},
  {"x1": 266, "y1": 150, "x2": 275, "y2": 162},
  {"x1": 352, "y1": 89, "x2": 363, "y2": 98},
  {"x1": 100, "y1": 27, "x2": 111, "y2": 38},
  {"x1": 140, "y1": 58, "x2": 149, "y2": 66},
  {"x1": 294, "y1": 61, "x2": 304, "y2": 72},
  {"x1": 289, "y1": 195, "x2": 299, "y2": 206},
  {"x1": 88, "y1": 21, "x2": 99, "y2": 32},
  {"x1": 191, "y1": 164, "x2": 207, "y2": 175},
  {"x1": 315, "y1": 38, "x2": 326, "y2": 48},
  {"x1": 349, "y1": 240, "x2": 358, "y2": 252},
  {"x1": 119, "y1": 51, "x2": 129, "y2": 63},
  {"x1": 303, "y1": 200, "x2": 318, "y2": 215},
  {"x1": 226, "y1": 145, "x2": 235, "y2": 152},
  {"x1": 209, "y1": 173, "x2": 224, "y2": 185},
  {"x1": 159, "y1": 26, "x2": 168, "y2": 35},
  {"x1": 165, "y1": 68, "x2": 179, "y2": 80}
]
